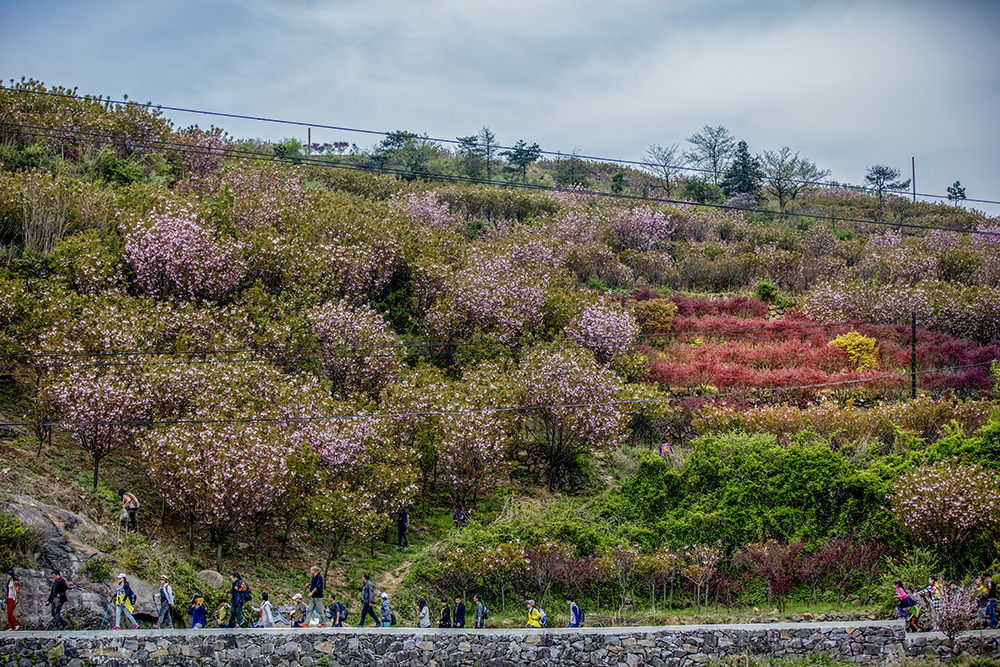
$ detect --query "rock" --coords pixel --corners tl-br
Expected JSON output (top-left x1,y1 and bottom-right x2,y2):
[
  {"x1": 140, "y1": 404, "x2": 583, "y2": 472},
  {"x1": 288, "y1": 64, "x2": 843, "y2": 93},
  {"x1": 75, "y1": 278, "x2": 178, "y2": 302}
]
[
  {"x1": 3, "y1": 493, "x2": 115, "y2": 630},
  {"x1": 196, "y1": 570, "x2": 229, "y2": 591}
]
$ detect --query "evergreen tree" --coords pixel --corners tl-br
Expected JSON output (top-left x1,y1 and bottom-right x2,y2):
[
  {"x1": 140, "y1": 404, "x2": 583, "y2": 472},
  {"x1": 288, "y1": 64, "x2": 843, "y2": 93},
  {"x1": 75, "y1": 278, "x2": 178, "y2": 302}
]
[{"x1": 720, "y1": 141, "x2": 763, "y2": 199}]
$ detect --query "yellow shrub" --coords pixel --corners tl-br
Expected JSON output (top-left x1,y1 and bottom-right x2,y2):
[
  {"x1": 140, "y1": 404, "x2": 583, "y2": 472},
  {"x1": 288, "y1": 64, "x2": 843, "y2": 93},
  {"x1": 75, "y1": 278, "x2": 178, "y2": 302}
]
[{"x1": 829, "y1": 331, "x2": 878, "y2": 370}]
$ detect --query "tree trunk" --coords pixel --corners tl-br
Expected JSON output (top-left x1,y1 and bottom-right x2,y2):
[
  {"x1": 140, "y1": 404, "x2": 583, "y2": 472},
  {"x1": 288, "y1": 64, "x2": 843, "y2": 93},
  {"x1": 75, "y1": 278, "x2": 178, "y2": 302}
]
[
  {"x1": 92, "y1": 456, "x2": 101, "y2": 491},
  {"x1": 188, "y1": 522, "x2": 194, "y2": 555}
]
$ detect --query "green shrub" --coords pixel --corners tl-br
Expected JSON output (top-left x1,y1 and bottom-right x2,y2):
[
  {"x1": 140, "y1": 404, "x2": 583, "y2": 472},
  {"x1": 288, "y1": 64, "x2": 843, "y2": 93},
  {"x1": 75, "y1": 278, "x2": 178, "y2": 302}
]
[
  {"x1": 81, "y1": 555, "x2": 113, "y2": 582},
  {"x1": 110, "y1": 535, "x2": 162, "y2": 581},
  {"x1": 0, "y1": 511, "x2": 37, "y2": 571}
]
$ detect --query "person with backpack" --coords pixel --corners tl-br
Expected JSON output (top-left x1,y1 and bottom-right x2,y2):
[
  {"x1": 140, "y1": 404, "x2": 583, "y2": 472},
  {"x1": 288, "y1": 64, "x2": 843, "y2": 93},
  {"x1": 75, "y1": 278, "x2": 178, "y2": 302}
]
[
  {"x1": 417, "y1": 598, "x2": 430, "y2": 628},
  {"x1": 305, "y1": 566, "x2": 325, "y2": 626},
  {"x1": 473, "y1": 594, "x2": 487, "y2": 629},
  {"x1": 118, "y1": 489, "x2": 139, "y2": 532},
  {"x1": 357, "y1": 573, "x2": 381, "y2": 627},
  {"x1": 112, "y1": 573, "x2": 138, "y2": 630},
  {"x1": 525, "y1": 599, "x2": 544, "y2": 628},
  {"x1": 566, "y1": 594, "x2": 583, "y2": 628},
  {"x1": 5, "y1": 570, "x2": 19, "y2": 631},
  {"x1": 154, "y1": 575, "x2": 174, "y2": 629},
  {"x1": 326, "y1": 593, "x2": 347, "y2": 627},
  {"x1": 438, "y1": 597, "x2": 451, "y2": 627},
  {"x1": 379, "y1": 592, "x2": 393, "y2": 627},
  {"x1": 229, "y1": 572, "x2": 250, "y2": 628}
]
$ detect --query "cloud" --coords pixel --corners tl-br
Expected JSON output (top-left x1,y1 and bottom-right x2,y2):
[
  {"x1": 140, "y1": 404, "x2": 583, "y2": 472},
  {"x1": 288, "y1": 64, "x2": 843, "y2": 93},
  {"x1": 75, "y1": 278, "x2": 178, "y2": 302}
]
[{"x1": 2, "y1": 0, "x2": 998, "y2": 210}]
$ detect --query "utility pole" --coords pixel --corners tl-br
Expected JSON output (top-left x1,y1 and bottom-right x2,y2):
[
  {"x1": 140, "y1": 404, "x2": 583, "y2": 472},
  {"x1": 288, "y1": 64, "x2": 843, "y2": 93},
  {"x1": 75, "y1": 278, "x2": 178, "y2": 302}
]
[{"x1": 911, "y1": 157, "x2": 916, "y2": 203}]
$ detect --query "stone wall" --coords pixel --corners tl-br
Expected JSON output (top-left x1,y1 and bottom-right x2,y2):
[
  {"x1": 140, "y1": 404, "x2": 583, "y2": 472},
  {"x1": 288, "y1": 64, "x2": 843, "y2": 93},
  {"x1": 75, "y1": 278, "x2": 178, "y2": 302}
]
[{"x1": 0, "y1": 621, "x2": 948, "y2": 667}]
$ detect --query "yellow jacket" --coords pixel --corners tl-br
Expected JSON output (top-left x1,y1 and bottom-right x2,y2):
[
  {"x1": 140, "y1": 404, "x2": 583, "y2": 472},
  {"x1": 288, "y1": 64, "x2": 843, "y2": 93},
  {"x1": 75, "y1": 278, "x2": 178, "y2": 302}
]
[{"x1": 526, "y1": 607, "x2": 543, "y2": 628}]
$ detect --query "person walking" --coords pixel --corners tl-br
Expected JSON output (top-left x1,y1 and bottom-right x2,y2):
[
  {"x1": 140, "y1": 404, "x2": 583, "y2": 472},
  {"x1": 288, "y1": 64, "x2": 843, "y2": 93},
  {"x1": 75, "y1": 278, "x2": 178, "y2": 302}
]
[
  {"x1": 525, "y1": 599, "x2": 543, "y2": 628},
  {"x1": 118, "y1": 489, "x2": 139, "y2": 532},
  {"x1": 986, "y1": 575, "x2": 997, "y2": 629},
  {"x1": 256, "y1": 592, "x2": 275, "y2": 628},
  {"x1": 289, "y1": 593, "x2": 307, "y2": 627},
  {"x1": 214, "y1": 597, "x2": 231, "y2": 628},
  {"x1": 357, "y1": 574, "x2": 380, "y2": 627},
  {"x1": 188, "y1": 593, "x2": 207, "y2": 629},
  {"x1": 379, "y1": 592, "x2": 392, "y2": 627},
  {"x1": 229, "y1": 572, "x2": 250, "y2": 628},
  {"x1": 305, "y1": 566, "x2": 325, "y2": 626},
  {"x1": 417, "y1": 598, "x2": 430, "y2": 628},
  {"x1": 5, "y1": 570, "x2": 19, "y2": 631},
  {"x1": 453, "y1": 596, "x2": 466, "y2": 628},
  {"x1": 566, "y1": 594, "x2": 582, "y2": 628},
  {"x1": 396, "y1": 508, "x2": 409, "y2": 551},
  {"x1": 473, "y1": 594, "x2": 486, "y2": 629},
  {"x1": 326, "y1": 593, "x2": 346, "y2": 627},
  {"x1": 438, "y1": 598, "x2": 451, "y2": 628},
  {"x1": 112, "y1": 573, "x2": 138, "y2": 630},
  {"x1": 154, "y1": 575, "x2": 174, "y2": 629},
  {"x1": 916, "y1": 576, "x2": 941, "y2": 631}
]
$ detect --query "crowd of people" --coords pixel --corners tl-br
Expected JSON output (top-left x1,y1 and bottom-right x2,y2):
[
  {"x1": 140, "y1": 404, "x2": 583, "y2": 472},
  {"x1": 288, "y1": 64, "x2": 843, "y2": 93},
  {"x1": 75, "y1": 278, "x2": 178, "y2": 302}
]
[
  {"x1": 894, "y1": 575, "x2": 998, "y2": 632},
  {"x1": 5, "y1": 563, "x2": 591, "y2": 632}
]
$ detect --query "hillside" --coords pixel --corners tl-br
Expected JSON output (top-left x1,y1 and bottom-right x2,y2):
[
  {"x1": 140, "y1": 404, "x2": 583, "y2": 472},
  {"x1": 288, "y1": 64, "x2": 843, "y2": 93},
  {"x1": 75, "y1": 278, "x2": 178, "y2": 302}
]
[{"x1": 1, "y1": 79, "x2": 1000, "y2": 630}]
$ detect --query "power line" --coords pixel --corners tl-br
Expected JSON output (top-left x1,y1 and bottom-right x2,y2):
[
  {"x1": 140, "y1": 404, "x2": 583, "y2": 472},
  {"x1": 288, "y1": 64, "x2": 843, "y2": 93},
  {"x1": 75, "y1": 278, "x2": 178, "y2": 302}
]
[
  {"x1": 0, "y1": 361, "x2": 990, "y2": 431},
  {"x1": 4, "y1": 119, "x2": 1000, "y2": 240},
  {"x1": 4, "y1": 85, "x2": 1000, "y2": 208}
]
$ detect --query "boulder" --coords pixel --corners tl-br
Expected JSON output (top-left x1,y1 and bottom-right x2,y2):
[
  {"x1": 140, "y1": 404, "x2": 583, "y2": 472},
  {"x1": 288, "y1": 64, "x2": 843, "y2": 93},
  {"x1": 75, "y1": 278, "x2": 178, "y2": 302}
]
[
  {"x1": 196, "y1": 569, "x2": 229, "y2": 591},
  {"x1": 2, "y1": 493, "x2": 159, "y2": 629}
]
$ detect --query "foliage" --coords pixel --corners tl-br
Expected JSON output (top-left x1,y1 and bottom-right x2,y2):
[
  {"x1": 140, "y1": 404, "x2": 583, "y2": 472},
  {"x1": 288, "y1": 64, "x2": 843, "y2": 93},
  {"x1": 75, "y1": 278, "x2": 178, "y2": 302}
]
[
  {"x1": 935, "y1": 584, "x2": 981, "y2": 642},
  {"x1": 890, "y1": 459, "x2": 1000, "y2": 570},
  {"x1": 829, "y1": 331, "x2": 878, "y2": 371},
  {"x1": 0, "y1": 511, "x2": 37, "y2": 571},
  {"x1": 518, "y1": 347, "x2": 628, "y2": 490}
]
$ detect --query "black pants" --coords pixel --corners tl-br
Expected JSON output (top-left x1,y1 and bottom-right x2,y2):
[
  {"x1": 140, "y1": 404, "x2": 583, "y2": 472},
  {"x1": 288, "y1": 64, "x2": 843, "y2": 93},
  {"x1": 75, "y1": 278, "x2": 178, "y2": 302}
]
[
  {"x1": 358, "y1": 603, "x2": 380, "y2": 626},
  {"x1": 126, "y1": 508, "x2": 137, "y2": 531},
  {"x1": 51, "y1": 599, "x2": 64, "y2": 630}
]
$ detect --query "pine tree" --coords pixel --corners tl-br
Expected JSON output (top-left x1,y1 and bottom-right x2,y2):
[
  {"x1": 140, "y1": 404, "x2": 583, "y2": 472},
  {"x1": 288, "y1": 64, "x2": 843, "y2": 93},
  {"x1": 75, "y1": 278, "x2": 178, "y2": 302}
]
[{"x1": 720, "y1": 141, "x2": 763, "y2": 199}]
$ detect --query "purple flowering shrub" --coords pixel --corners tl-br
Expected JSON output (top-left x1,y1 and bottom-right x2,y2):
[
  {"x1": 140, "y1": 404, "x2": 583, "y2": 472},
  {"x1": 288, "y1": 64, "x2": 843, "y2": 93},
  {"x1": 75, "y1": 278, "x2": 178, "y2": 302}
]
[
  {"x1": 124, "y1": 206, "x2": 246, "y2": 301},
  {"x1": 309, "y1": 299, "x2": 403, "y2": 400},
  {"x1": 565, "y1": 298, "x2": 639, "y2": 363}
]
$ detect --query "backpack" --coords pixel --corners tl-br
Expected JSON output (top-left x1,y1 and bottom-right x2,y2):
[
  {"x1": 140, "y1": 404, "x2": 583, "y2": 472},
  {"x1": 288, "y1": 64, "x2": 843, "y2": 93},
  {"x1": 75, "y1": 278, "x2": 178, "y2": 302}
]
[
  {"x1": 482, "y1": 605, "x2": 490, "y2": 620},
  {"x1": 578, "y1": 607, "x2": 584, "y2": 626},
  {"x1": 244, "y1": 584, "x2": 253, "y2": 604},
  {"x1": 127, "y1": 586, "x2": 136, "y2": 606},
  {"x1": 339, "y1": 603, "x2": 349, "y2": 622},
  {"x1": 391, "y1": 612, "x2": 397, "y2": 626},
  {"x1": 538, "y1": 607, "x2": 547, "y2": 626}
]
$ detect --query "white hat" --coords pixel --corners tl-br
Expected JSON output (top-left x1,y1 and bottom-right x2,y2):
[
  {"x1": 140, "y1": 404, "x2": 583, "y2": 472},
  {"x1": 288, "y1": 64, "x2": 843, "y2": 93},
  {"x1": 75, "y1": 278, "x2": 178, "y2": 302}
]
[
  {"x1": 292, "y1": 593, "x2": 302, "y2": 600},
  {"x1": 118, "y1": 573, "x2": 127, "y2": 579},
  {"x1": 380, "y1": 592, "x2": 388, "y2": 599}
]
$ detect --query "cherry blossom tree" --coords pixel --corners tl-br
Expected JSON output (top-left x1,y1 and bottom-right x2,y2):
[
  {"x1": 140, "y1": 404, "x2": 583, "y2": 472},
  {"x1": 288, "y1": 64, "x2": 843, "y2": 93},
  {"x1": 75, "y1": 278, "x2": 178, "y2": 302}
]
[
  {"x1": 891, "y1": 460, "x2": 1000, "y2": 573},
  {"x1": 124, "y1": 206, "x2": 245, "y2": 301},
  {"x1": 481, "y1": 541, "x2": 529, "y2": 615},
  {"x1": 518, "y1": 348, "x2": 628, "y2": 490},
  {"x1": 564, "y1": 298, "x2": 639, "y2": 364},
  {"x1": 140, "y1": 421, "x2": 298, "y2": 572},
  {"x1": 309, "y1": 300, "x2": 404, "y2": 401},
  {"x1": 44, "y1": 368, "x2": 152, "y2": 489}
]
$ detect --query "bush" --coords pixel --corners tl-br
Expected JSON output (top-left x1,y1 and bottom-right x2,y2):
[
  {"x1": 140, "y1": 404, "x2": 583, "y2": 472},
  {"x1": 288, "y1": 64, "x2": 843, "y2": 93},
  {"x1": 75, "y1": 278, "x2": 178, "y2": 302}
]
[
  {"x1": 110, "y1": 535, "x2": 162, "y2": 582},
  {"x1": 0, "y1": 511, "x2": 37, "y2": 571},
  {"x1": 81, "y1": 555, "x2": 113, "y2": 582}
]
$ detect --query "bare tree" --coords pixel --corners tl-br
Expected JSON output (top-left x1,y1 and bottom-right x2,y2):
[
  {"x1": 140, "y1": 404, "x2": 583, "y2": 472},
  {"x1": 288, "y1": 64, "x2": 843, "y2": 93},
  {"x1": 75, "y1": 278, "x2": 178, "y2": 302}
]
[
  {"x1": 760, "y1": 147, "x2": 830, "y2": 210},
  {"x1": 684, "y1": 126, "x2": 737, "y2": 186},
  {"x1": 864, "y1": 165, "x2": 911, "y2": 220},
  {"x1": 644, "y1": 143, "x2": 682, "y2": 196}
]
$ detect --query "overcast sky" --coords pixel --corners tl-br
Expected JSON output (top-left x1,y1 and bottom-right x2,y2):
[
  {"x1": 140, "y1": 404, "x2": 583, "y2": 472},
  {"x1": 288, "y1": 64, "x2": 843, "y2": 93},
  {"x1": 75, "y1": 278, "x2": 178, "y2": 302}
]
[{"x1": 3, "y1": 0, "x2": 998, "y2": 215}]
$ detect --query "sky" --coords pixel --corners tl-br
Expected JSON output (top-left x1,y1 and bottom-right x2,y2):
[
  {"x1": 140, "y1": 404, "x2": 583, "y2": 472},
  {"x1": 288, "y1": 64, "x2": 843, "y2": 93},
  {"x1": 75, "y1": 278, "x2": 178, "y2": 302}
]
[{"x1": 2, "y1": 0, "x2": 999, "y2": 215}]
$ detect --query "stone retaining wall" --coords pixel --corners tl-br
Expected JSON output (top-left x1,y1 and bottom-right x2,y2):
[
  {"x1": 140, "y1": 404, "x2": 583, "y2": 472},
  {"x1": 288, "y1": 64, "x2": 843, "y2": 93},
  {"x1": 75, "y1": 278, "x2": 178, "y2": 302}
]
[{"x1": 1, "y1": 622, "x2": 998, "y2": 667}]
